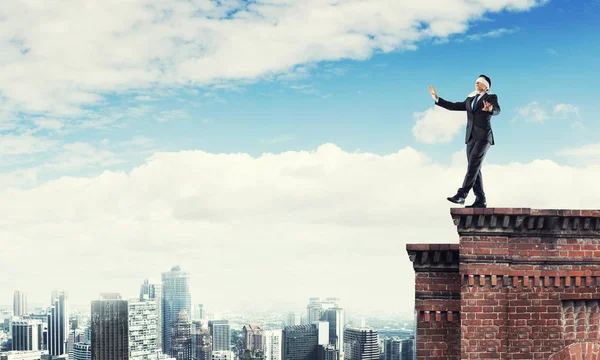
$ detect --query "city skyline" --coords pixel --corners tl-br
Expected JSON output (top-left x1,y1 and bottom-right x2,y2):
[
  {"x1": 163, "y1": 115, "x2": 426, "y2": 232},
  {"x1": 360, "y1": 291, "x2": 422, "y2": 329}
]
[{"x1": 2, "y1": 0, "x2": 599, "y2": 316}]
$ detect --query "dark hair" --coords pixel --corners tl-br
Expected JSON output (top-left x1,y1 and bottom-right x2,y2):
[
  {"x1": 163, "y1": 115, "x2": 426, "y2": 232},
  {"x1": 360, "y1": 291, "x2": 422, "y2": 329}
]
[{"x1": 479, "y1": 74, "x2": 491, "y2": 88}]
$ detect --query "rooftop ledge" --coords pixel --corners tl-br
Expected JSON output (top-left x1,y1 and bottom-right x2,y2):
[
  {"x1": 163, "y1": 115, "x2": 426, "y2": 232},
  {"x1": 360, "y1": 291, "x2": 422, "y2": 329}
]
[{"x1": 450, "y1": 207, "x2": 600, "y2": 236}]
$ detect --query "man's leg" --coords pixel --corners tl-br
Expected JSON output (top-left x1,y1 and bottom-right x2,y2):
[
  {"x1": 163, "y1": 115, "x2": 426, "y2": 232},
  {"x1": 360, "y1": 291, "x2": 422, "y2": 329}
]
[{"x1": 459, "y1": 139, "x2": 491, "y2": 196}]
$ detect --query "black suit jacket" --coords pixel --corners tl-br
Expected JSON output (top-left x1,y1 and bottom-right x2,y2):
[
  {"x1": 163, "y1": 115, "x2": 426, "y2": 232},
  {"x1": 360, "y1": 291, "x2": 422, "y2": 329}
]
[{"x1": 435, "y1": 93, "x2": 501, "y2": 145}]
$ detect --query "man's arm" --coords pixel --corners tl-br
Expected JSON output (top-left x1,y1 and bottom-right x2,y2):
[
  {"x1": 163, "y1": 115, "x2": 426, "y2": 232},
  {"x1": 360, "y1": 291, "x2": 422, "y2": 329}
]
[
  {"x1": 436, "y1": 97, "x2": 467, "y2": 111},
  {"x1": 428, "y1": 85, "x2": 467, "y2": 111},
  {"x1": 482, "y1": 95, "x2": 501, "y2": 116}
]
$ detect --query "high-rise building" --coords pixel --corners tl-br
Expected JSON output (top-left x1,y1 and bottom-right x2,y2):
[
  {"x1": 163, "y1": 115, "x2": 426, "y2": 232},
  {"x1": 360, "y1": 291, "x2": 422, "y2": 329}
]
[
  {"x1": 192, "y1": 321, "x2": 211, "y2": 360},
  {"x1": 242, "y1": 324, "x2": 263, "y2": 352},
  {"x1": 208, "y1": 320, "x2": 230, "y2": 352},
  {"x1": 67, "y1": 330, "x2": 75, "y2": 359},
  {"x1": 162, "y1": 266, "x2": 191, "y2": 355},
  {"x1": 343, "y1": 328, "x2": 378, "y2": 360},
  {"x1": 282, "y1": 325, "x2": 318, "y2": 360},
  {"x1": 196, "y1": 305, "x2": 204, "y2": 321},
  {"x1": 400, "y1": 337, "x2": 413, "y2": 360},
  {"x1": 129, "y1": 298, "x2": 159, "y2": 359},
  {"x1": 286, "y1": 313, "x2": 300, "y2": 327},
  {"x1": 383, "y1": 338, "x2": 400, "y2": 360},
  {"x1": 13, "y1": 291, "x2": 27, "y2": 317},
  {"x1": 91, "y1": 293, "x2": 129, "y2": 360},
  {"x1": 11, "y1": 320, "x2": 41, "y2": 351},
  {"x1": 306, "y1": 298, "x2": 323, "y2": 325},
  {"x1": 263, "y1": 329, "x2": 282, "y2": 360},
  {"x1": 48, "y1": 290, "x2": 68, "y2": 356},
  {"x1": 140, "y1": 279, "x2": 163, "y2": 352},
  {"x1": 73, "y1": 341, "x2": 92, "y2": 360},
  {"x1": 171, "y1": 310, "x2": 192, "y2": 360},
  {"x1": 320, "y1": 308, "x2": 344, "y2": 358}
]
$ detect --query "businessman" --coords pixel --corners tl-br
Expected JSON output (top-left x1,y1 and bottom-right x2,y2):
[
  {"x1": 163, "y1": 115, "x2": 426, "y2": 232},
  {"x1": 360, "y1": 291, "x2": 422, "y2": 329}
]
[{"x1": 428, "y1": 75, "x2": 501, "y2": 208}]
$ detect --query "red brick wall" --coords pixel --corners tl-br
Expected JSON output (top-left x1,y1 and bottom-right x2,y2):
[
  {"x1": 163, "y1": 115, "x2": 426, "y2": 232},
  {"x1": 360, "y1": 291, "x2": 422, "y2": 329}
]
[
  {"x1": 408, "y1": 208, "x2": 600, "y2": 360},
  {"x1": 408, "y1": 245, "x2": 461, "y2": 360}
]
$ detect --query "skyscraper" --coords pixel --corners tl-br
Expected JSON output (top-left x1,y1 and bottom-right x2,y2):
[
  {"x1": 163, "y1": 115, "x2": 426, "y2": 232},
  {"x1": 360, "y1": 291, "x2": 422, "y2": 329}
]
[
  {"x1": 383, "y1": 338, "x2": 400, "y2": 360},
  {"x1": 191, "y1": 321, "x2": 211, "y2": 360},
  {"x1": 48, "y1": 290, "x2": 68, "y2": 357},
  {"x1": 208, "y1": 320, "x2": 230, "y2": 352},
  {"x1": 196, "y1": 305, "x2": 204, "y2": 321},
  {"x1": 286, "y1": 312, "x2": 300, "y2": 327},
  {"x1": 162, "y1": 266, "x2": 191, "y2": 355},
  {"x1": 282, "y1": 325, "x2": 318, "y2": 360},
  {"x1": 171, "y1": 310, "x2": 192, "y2": 360},
  {"x1": 320, "y1": 308, "x2": 344, "y2": 359},
  {"x1": 140, "y1": 279, "x2": 163, "y2": 352},
  {"x1": 307, "y1": 298, "x2": 323, "y2": 325},
  {"x1": 13, "y1": 291, "x2": 27, "y2": 317},
  {"x1": 129, "y1": 298, "x2": 159, "y2": 359},
  {"x1": 11, "y1": 319, "x2": 41, "y2": 351},
  {"x1": 343, "y1": 328, "x2": 378, "y2": 360},
  {"x1": 400, "y1": 337, "x2": 413, "y2": 360},
  {"x1": 91, "y1": 293, "x2": 129, "y2": 360},
  {"x1": 263, "y1": 329, "x2": 282, "y2": 360}
]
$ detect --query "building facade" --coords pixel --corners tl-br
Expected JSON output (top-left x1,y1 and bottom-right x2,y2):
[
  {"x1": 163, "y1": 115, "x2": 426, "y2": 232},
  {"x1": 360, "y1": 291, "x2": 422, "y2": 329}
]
[
  {"x1": 407, "y1": 208, "x2": 600, "y2": 360},
  {"x1": 91, "y1": 294, "x2": 129, "y2": 360},
  {"x1": 162, "y1": 266, "x2": 191, "y2": 355}
]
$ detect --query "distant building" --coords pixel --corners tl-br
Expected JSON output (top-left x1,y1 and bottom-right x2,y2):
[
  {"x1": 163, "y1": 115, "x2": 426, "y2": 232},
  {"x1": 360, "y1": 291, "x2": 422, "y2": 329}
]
[
  {"x1": 11, "y1": 320, "x2": 42, "y2": 351},
  {"x1": 47, "y1": 291, "x2": 68, "y2": 357},
  {"x1": 208, "y1": 320, "x2": 230, "y2": 352},
  {"x1": 91, "y1": 293, "x2": 128, "y2": 360},
  {"x1": 343, "y1": 328, "x2": 378, "y2": 360},
  {"x1": 171, "y1": 310, "x2": 192, "y2": 360},
  {"x1": 242, "y1": 324, "x2": 263, "y2": 351},
  {"x1": 0, "y1": 351, "x2": 43, "y2": 360},
  {"x1": 282, "y1": 325, "x2": 318, "y2": 360},
  {"x1": 383, "y1": 338, "x2": 400, "y2": 360},
  {"x1": 13, "y1": 292, "x2": 27, "y2": 317},
  {"x1": 263, "y1": 329, "x2": 282, "y2": 360}
]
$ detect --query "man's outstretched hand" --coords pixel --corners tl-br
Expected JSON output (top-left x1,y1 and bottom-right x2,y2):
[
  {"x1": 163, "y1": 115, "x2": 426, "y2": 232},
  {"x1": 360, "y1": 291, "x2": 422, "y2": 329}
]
[
  {"x1": 428, "y1": 86, "x2": 438, "y2": 101},
  {"x1": 482, "y1": 100, "x2": 493, "y2": 112}
]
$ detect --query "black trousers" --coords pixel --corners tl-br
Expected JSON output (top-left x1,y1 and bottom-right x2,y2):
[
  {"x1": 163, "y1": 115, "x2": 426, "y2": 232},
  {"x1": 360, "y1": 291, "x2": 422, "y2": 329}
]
[{"x1": 458, "y1": 139, "x2": 491, "y2": 198}]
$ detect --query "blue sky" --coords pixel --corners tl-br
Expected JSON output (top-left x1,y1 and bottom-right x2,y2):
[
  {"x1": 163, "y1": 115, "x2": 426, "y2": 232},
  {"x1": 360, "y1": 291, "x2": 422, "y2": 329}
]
[
  {"x1": 2, "y1": 0, "x2": 600, "y2": 313},
  {"x1": 37, "y1": 0, "x2": 597, "y2": 170}
]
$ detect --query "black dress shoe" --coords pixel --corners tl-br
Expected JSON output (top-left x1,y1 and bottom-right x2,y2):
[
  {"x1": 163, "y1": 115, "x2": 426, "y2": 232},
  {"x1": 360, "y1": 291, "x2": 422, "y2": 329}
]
[
  {"x1": 466, "y1": 198, "x2": 487, "y2": 208},
  {"x1": 447, "y1": 193, "x2": 466, "y2": 205}
]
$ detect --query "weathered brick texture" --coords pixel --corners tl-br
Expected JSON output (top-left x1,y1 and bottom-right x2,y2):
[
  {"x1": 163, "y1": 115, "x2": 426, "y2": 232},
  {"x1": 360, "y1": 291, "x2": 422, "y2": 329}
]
[{"x1": 408, "y1": 208, "x2": 600, "y2": 360}]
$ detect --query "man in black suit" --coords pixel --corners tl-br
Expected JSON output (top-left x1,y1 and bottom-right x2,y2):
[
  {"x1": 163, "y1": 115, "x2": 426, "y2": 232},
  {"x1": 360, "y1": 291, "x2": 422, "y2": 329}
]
[{"x1": 428, "y1": 74, "x2": 501, "y2": 208}]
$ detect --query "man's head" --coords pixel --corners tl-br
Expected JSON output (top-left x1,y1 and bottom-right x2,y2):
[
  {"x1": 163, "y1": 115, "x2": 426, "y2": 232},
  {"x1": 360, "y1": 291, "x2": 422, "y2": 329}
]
[{"x1": 475, "y1": 74, "x2": 491, "y2": 92}]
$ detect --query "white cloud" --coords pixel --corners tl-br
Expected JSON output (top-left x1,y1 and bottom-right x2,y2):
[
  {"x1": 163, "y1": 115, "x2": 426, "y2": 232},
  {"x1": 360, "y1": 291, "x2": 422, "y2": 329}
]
[
  {"x1": 554, "y1": 103, "x2": 580, "y2": 118},
  {"x1": 514, "y1": 101, "x2": 549, "y2": 123},
  {"x1": 557, "y1": 143, "x2": 600, "y2": 157},
  {"x1": 412, "y1": 105, "x2": 466, "y2": 143},
  {"x1": 1, "y1": 143, "x2": 596, "y2": 314},
  {"x1": 0, "y1": 134, "x2": 58, "y2": 155},
  {"x1": 466, "y1": 27, "x2": 520, "y2": 41},
  {"x1": 513, "y1": 102, "x2": 581, "y2": 125},
  {"x1": 154, "y1": 109, "x2": 189, "y2": 123},
  {"x1": 41, "y1": 142, "x2": 124, "y2": 171},
  {"x1": 0, "y1": 0, "x2": 548, "y2": 118},
  {"x1": 32, "y1": 117, "x2": 64, "y2": 130}
]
